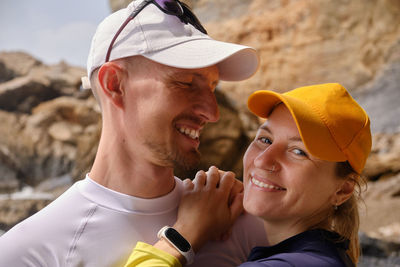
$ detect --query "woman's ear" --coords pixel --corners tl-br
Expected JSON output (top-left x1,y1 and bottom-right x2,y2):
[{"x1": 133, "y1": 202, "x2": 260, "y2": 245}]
[
  {"x1": 333, "y1": 179, "x2": 355, "y2": 206},
  {"x1": 98, "y1": 62, "x2": 125, "y2": 109}
]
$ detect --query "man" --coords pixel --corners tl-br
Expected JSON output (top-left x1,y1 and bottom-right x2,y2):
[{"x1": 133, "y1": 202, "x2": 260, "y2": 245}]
[{"x1": 0, "y1": 1, "x2": 267, "y2": 266}]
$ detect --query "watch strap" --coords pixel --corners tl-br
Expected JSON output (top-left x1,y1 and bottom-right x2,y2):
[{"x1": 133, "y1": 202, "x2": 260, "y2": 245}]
[{"x1": 157, "y1": 226, "x2": 195, "y2": 265}]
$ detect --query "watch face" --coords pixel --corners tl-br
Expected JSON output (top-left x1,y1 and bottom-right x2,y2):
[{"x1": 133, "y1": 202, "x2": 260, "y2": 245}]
[{"x1": 165, "y1": 228, "x2": 191, "y2": 252}]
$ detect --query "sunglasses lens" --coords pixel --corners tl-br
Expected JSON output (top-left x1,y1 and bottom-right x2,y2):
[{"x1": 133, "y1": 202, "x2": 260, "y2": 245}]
[
  {"x1": 179, "y1": 2, "x2": 207, "y2": 34},
  {"x1": 155, "y1": 0, "x2": 183, "y2": 15}
]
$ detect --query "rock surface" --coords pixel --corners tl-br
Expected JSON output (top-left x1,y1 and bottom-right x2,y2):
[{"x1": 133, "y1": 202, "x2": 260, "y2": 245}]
[
  {"x1": 0, "y1": 52, "x2": 99, "y2": 189},
  {"x1": 353, "y1": 42, "x2": 400, "y2": 133},
  {"x1": 109, "y1": 0, "x2": 400, "y2": 112}
]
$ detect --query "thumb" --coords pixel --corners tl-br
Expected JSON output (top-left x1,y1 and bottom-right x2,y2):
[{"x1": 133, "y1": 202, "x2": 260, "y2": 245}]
[{"x1": 230, "y1": 192, "x2": 244, "y2": 220}]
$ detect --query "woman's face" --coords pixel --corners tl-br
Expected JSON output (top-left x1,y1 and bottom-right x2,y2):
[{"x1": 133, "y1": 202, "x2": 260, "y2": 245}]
[{"x1": 243, "y1": 104, "x2": 343, "y2": 230}]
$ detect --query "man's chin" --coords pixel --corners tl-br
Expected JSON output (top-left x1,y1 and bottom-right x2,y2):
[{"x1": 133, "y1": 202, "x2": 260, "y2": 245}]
[{"x1": 173, "y1": 150, "x2": 201, "y2": 171}]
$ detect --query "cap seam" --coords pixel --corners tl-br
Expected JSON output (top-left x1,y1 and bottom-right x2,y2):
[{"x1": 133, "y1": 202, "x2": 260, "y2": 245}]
[
  {"x1": 310, "y1": 99, "x2": 368, "y2": 166},
  {"x1": 309, "y1": 102, "x2": 344, "y2": 153},
  {"x1": 145, "y1": 37, "x2": 212, "y2": 54},
  {"x1": 344, "y1": 115, "x2": 369, "y2": 151},
  {"x1": 136, "y1": 13, "x2": 151, "y2": 53},
  {"x1": 341, "y1": 115, "x2": 369, "y2": 169}
]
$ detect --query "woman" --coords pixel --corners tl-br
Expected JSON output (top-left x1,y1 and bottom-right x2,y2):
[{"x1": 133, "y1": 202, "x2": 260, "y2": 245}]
[{"x1": 124, "y1": 83, "x2": 371, "y2": 267}]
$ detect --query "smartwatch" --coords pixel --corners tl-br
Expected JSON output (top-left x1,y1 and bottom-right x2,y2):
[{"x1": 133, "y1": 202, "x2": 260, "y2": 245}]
[{"x1": 157, "y1": 226, "x2": 195, "y2": 265}]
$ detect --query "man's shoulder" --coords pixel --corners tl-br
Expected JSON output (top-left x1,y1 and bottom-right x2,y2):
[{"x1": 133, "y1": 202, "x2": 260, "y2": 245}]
[
  {"x1": 0, "y1": 181, "x2": 87, "y2": 239},
  {"x1": 0, "y1": 182, "x2": 89, "y2": 265}
]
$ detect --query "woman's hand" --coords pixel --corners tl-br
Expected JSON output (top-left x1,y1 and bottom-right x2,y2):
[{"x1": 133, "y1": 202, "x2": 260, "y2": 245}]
[{"x1": 173, "y1": 166, "x2": 244, "y2": 252}]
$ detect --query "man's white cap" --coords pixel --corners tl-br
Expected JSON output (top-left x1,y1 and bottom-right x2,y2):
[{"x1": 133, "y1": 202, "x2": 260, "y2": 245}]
[{"x1": 82, "y1": 0, "x2": 259, "y2": 89}]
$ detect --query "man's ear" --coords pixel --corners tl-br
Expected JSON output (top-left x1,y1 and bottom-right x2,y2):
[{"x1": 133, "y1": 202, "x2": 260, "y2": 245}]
[
  {"x1": 332, "y1": 179, "x2": 355, "y2": 206},
  {"x1": 98, "y1": 62, "x2": 125, "y2": 108}
]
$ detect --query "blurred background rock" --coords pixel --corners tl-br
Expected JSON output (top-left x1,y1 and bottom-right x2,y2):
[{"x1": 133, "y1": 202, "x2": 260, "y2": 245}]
[{"x1": 0, "y1": 0, "x2": 399, "y2": 265}]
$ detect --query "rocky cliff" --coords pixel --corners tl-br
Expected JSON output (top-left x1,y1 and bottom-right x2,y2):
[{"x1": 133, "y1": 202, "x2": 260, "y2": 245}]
[{"x1": 111, "y1": 0, "x2": 400, "y2": 118}]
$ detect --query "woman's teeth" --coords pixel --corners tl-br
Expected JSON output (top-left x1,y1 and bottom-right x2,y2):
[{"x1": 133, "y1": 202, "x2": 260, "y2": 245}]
[
  {"x1": 251, "y1": 176, "x2": 285, "y2": 190},
  {"x1": 178, "y1": 127, "x2": 200, "y2": 139}
]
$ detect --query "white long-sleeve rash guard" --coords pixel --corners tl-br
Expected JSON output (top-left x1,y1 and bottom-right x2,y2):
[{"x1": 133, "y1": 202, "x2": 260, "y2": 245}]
[{"x1": 0, "y1": 175, "x2": 267, "y2": 267}]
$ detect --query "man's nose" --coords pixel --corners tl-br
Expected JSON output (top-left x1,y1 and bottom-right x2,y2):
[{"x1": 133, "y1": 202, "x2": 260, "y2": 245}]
[{"x1": 193, "y1": 88, "x2": 219, "y2": 123}]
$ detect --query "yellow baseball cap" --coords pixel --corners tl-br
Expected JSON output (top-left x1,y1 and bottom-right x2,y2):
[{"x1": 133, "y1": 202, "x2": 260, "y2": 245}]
[{"x1": 247, "y1": 83, "x2": 372, "y2": 174}]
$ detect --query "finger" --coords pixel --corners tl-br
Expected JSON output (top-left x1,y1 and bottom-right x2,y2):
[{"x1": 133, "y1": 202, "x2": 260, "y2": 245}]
[
  {"x1": 217, "y1": 169, "x2": 227, "y2": 177},
  {"x1": 182, "y1": 178, "x2": 194, "y2": 191},
  {"x1": 219, "y1": 171, "x2": 235, "y2": 189},
  {"x1": 229, "y1": 179, "x2": 244, "y2": 205},
  {"x1": 218, "y1": 171, "x2": 236, "y2": 198},
  {"x1": 232, "y1": 179, "x2": 244, "y2": 193},
  {"x1": 230, "y1": 192, "x2": 244, "y2": 220},
  {"x1": 193, "y1": 170, "x2": 206, "y2": 190},
  {"x1": 205, "y1": 166, "x2": 220, "y2": 189}
]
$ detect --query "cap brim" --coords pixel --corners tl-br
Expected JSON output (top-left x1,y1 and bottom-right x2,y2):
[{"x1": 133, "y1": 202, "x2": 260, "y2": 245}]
[
  {"x1": 248, "y1": 90, "x2": 346, "y2": 162},
  {"x1": 143, "y1": 38, "x2": 259, "y2": 81}
]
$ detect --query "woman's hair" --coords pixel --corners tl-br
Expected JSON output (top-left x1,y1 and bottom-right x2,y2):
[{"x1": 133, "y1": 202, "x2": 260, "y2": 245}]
[{"x1": 331, "y1": 161, "x2": 366, "y2": 264}]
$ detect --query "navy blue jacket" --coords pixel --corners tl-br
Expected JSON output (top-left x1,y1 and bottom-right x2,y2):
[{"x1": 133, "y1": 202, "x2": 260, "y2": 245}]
[{"x1": 239, "y1": 229, "x2": 354, "y2": 267}]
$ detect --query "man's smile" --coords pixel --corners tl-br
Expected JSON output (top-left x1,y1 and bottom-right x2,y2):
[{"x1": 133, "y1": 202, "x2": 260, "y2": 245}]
[{"x1": 177, "y1": 126, "x2": 200, "y2": 140}]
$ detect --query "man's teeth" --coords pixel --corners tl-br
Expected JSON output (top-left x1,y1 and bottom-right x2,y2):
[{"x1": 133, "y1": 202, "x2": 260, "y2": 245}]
[
  {"x1": 178, "y1": 127, "x2": 199, "y2": 139},
  {"x1": 251, "y1": 177, "x2": 285, "y2": 190}
]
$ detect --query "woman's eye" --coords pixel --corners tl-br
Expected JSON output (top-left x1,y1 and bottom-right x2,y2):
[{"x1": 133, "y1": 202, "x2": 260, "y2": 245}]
[
  {"x1": 293, "y1": 148, "x2": 307, "y2": 157},
  {"x1": 258, "y1": 137, "x2": 272, "y2": 145}
]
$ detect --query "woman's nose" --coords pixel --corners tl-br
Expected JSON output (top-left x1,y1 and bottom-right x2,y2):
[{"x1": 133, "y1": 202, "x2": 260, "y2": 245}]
[{"x1": 253, "y1": 144, "x2": 281, "y2": 172}]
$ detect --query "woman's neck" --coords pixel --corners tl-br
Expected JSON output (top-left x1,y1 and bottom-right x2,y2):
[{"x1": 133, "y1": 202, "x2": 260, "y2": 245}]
[
  {"x1": 262, "y1": 221, "x2": 307, "y2": 246},
  {"x1": 262, "y1": 216, "x2": 332, "y2": 246}
]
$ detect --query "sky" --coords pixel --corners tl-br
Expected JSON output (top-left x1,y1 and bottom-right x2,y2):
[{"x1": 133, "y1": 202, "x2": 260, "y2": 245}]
[{"x1": 0, "y1": 0, "x2": 111, "y2": 68}]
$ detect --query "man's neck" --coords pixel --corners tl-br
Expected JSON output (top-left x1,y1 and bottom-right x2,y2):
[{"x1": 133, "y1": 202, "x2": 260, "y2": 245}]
[{"x1": 89, "y1": 136, "x2": 176, "y2": 198}]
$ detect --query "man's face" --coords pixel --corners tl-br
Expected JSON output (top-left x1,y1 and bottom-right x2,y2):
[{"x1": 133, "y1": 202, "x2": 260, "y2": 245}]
[{"x1": 123, "y1": 60, "x2": 220, "y2": 171}]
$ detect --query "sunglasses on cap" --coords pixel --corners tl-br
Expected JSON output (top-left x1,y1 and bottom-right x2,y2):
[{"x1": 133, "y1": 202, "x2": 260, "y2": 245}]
[{"x1": 105, "y1": 0, "x2": 207, "y2": 62}]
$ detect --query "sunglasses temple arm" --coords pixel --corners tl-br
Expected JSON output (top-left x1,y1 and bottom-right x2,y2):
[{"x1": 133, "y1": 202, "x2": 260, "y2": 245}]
[
  {"x1": 105, "y1": 0, "x2": 151, "y2": 62},
  {"x1": 179, "y1": 2, "x2": 207, "y2": 34}
]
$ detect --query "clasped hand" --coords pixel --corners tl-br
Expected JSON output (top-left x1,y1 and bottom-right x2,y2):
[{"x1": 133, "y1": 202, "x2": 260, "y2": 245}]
[{"x1": 173, "y1": 166, "x2": 244, "y2": 252}]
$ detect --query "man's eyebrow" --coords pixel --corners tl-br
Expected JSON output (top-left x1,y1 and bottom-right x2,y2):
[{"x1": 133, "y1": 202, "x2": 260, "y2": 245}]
[
  {"x1": 167, "y1": 71, "x2": 219, "y2": 89},
  {"x1": 192, "y1": 73, "x2": 219, "y2": 87}
]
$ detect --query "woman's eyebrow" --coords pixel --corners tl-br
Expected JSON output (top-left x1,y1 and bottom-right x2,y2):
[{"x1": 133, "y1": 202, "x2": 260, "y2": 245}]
[
  {"x1": 260, "y1": 124, "x2": 303, "y2": 142},
  {"x1": 289, "y1": 136, "x2": 303, "y2": 142},
  {"x1": 259, "y1": 125, "x2": 272, "y2": 134}
]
